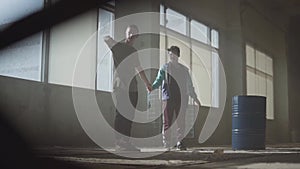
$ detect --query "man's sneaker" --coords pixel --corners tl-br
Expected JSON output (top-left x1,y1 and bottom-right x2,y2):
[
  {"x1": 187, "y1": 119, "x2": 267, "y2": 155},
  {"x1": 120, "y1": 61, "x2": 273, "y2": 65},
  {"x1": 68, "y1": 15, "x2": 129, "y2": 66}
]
[
  {"x1": 176, "y1": 142, "x2": 187, "y2": 151},
  {"x1": 124, "y1": 143, "x2": 140, "y2": 151},
  {"x1": 163, "y1": 142, "x2": 171, "y2": 151},
  {"x1": 115, "y1": 144, "x2": 126, "y2": 152}
]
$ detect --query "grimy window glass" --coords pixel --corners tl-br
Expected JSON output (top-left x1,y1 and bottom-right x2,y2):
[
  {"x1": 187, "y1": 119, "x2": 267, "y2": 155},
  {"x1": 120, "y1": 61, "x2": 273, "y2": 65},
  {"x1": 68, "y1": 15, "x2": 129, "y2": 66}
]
[
  {"x1": 0, "y1": 0, "x2": 44, "y2": 81},
  {"x1": 166, "y1": 8, "x2": 187, "y2": 35},
  {"x1": 97, "y1": 9, "x2": 115, "y2": 92}
]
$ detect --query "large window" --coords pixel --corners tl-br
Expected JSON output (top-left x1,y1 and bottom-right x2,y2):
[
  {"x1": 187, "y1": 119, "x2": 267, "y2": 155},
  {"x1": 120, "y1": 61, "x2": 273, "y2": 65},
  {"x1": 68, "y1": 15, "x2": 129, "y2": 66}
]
[
  {"x1": 246, "y1": 44, "x2": 274, "y2": 120},
  {"x1": 160, "y1": 5, "x2": 220, "y2": 108},
  {"x1": 0, "y1": 0, "x2": 44, "y2": 81},
  {"x1": 48, "y1": 4, "x2": 115, "y2": 89}
]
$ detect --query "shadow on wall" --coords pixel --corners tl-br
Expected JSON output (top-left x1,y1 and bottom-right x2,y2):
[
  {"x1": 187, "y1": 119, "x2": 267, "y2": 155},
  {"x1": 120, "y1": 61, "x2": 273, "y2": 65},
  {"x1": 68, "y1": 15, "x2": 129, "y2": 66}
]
[{"x1": 0, "y1": 114, "x2": 86, "y2": 169}]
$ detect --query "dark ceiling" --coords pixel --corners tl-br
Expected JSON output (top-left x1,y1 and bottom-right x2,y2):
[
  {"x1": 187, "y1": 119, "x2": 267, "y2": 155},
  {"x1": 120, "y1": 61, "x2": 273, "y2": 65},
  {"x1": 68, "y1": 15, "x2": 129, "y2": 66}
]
[{"x1": 267, "y1": 0, "x2": 300, "y2": 16}]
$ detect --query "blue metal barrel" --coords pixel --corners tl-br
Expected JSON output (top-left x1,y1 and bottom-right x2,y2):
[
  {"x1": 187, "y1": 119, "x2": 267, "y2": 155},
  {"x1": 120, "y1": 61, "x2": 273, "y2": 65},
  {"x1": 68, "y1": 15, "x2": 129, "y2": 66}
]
[{"x1": 232, "y1": 96, "x2": 266, "y2": 150}]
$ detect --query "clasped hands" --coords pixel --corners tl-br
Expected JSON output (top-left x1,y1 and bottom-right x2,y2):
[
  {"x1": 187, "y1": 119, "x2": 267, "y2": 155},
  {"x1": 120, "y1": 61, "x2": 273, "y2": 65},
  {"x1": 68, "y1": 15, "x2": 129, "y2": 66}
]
[{"x1": 146, "y1": 83, "x2": 152, "y2": 93}]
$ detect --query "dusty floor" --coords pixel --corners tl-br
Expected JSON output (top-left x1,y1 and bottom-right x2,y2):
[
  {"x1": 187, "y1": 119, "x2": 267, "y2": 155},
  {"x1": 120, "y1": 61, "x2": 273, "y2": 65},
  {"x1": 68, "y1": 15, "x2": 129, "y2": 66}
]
[{"x1": 32, "y1": 144, "x2": 300, "y2": 169}]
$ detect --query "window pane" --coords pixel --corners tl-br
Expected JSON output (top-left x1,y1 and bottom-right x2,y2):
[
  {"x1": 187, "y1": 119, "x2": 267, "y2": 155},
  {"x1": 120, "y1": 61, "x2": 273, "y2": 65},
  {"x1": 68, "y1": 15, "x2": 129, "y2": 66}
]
[
  {"x1": 256, "y1": 50, "x2": 266, "y2": 73},
  {"x1": 211, "y1": 51, "x2": 219, "y2": 107},
  {"x1": 246, "y1": 44, "x2": 255, "y2": 67},
  {"x1": 192, "y1": 41, "x2": 211, "y2": 70},
  {"x1": 246, "y1": 67, "x2": 256, "y2": 95},
  {"x1": 160, "y1": 5, "x2": 164, "y2": 26},
  {"x1": 211, "y1": 29, "x2": 219, "y2": 48},
  {"x1": 191, "y1": 41, "x2": 212, "y2": 107},
  {"x1": 0, "y1": 0, "x2": 44, "y2": 81},
  {"x1": 265, "y1": 54, "x2": 273, "y2": 76},
  {"x1": 0, "y1": 33, "x2": 43, "y2": 81},
  {"x1": 191, "y1": 20, "x2": 208, "y2": 44},
  {"x1": 97, "y1": 9, "x2": 114, "y2": 91},
  {"x1": 0, "y1": 0, "x2": 43, "y2": 26},
  {"x1": 255, "y1": 71, "x2": 266, "y2": 97},
  {"x1": 48, "y1": 10, "x2": 97, "y2": 89},
  {"x1": 166, "y1": 8, "x2": 187, "y2": 35},
  {"x1": 185, "y1": 105, "x2": 196, "y2": 138}
]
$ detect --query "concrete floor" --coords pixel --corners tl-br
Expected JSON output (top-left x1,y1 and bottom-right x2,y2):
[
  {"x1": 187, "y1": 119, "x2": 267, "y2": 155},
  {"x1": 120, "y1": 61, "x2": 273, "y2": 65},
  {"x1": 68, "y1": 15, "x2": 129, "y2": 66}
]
[{"x1": 33, "y1": 144, "x2": 300, "y2": 169}]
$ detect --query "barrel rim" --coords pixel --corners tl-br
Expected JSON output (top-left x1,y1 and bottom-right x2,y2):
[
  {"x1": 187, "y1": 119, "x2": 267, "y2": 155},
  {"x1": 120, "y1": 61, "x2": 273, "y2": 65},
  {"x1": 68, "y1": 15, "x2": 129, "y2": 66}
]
[{"x1": 232, "y1": 95, "x2": 267, "y2": 99}]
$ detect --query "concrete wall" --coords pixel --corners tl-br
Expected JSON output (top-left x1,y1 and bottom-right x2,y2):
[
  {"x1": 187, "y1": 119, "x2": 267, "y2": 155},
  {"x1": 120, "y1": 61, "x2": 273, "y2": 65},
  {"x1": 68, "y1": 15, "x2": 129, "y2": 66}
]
[
  {"x1": 0, "y1": 76, "x2": 96, "y2": 147},
  {"x1": 0, "y1": 0, "x2": 297, "y2": 147},
  {"x1": 288, "y1": 15, "x2": 300, "y2": 142}
]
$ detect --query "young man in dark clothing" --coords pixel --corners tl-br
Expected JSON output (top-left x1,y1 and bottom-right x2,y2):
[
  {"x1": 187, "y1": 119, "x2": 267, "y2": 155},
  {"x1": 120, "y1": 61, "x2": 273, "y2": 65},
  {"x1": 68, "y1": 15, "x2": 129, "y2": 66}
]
[
  {"x1": 151, "y1": 46, "x2": 201, "y2": 150},
  {"x1": 104, "y1": 25, "x2": 152, "y2": 151}
]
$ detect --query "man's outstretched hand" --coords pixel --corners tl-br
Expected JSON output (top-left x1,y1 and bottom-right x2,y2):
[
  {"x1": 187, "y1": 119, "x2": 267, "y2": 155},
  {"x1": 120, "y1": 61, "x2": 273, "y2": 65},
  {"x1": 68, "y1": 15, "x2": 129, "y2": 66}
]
[{"x1": 103, "y1": 35, "x2": 116, "y2": 48}]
